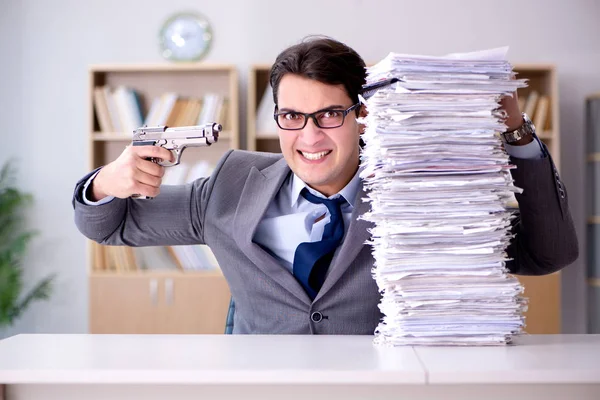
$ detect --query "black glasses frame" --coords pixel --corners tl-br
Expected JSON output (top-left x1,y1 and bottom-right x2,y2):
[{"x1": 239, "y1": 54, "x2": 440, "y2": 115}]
[{"x1": 273, "y1": 103, "x2": 360, "y2": 131}]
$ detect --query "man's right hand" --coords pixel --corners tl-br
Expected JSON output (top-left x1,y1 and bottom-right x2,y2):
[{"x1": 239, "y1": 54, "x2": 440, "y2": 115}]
[{"x1": 89, "y1": 145, "x2": 174, "y2": 201}]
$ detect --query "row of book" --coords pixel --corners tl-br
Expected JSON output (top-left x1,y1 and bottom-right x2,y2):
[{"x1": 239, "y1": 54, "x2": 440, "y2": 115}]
[
  {"x1": 255, "y1": 84, "x2": 278, "y2": 138},
  {"x1": 93, "y1": 85, "x2": 229, "y2": 134},
  {"x1": 518, "y1": 90, "x2": 551, "y2": 132},
  {"x1": 93, "y1": 243, "x2": 219, "y2": 272}
]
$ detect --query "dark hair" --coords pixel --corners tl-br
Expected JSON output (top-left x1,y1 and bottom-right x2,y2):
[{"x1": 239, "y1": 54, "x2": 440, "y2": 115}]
[{"x1": 269, "y1": 36, "x2": 366, "y2": 111}]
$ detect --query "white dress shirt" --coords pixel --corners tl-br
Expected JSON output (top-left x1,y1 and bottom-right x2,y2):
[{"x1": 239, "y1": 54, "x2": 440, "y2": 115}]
[{"x1": 253, "y1": 168, "x2": 361, "y2": 273}]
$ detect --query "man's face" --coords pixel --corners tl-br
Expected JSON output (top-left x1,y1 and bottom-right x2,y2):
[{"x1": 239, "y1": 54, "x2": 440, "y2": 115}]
[{"x1": 276, "y1": 74, "x2": 362, "y2": 197}]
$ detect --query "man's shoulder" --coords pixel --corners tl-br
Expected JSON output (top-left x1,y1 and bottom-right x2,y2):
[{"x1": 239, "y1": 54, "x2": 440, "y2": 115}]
[
  {"x1": 220, "y1": 149, "x2": 285, "y2": 173},
  {"x1": 208, "y1": 149, "x2": 287, "y2": 200}
]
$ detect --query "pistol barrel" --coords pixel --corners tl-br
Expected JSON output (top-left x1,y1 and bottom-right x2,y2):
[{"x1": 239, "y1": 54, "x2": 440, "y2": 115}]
[{"x1": 133, "y1": 123, "x2": 222, "y2": 143}]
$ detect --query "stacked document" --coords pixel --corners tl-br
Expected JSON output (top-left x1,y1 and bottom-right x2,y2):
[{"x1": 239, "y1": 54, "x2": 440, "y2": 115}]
[{"x1": 359, "y1": 47, "x2": 529, "y2": 346}]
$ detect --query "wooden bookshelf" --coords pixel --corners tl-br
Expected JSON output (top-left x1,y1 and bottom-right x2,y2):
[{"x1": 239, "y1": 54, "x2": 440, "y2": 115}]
[
  {"x1": 510, "y1": 64, "x2": 562, "y2": 334},
  {"x1": 246, "y1": 63, "x2": 563, "y2": 334},
  {"x1": 513, "y1": 64, "x2": 560, "y2": 169},
  {"x1": 87, "y1": 64, "x2": 237, "y2": 334},
  {"x1": 89, "y1": 270, "x2": 230, "y2": 334}
]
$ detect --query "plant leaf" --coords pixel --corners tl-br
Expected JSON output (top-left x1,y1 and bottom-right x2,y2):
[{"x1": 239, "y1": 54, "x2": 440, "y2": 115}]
[{"x1": 0, "y1": 160, "x2": 53, "y2": 327}]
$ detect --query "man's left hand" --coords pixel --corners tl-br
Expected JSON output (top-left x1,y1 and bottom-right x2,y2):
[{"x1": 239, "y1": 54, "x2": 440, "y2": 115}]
[
  {"x1": 499, "y1": 91, "x2": 533, "y2": 146},
  {"x1": 500, "y1": 91, "x2": 524, "y2": 131}
]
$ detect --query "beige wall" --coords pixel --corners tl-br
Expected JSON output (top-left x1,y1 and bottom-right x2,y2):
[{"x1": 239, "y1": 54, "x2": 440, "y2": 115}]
[{"x1": 1, "y1": 0, "x2": 598, "y2": 335}]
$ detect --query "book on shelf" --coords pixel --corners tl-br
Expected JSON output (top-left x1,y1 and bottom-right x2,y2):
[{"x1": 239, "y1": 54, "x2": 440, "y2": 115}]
[
  {"x1": 93, "y1": 85, "x2": 229, "y2": 134},
  {"x1": 94, "y1": 243, "x2": 219, "y2": 272},
  {"x1": 533, "y1": 95, "x2": 550, "y2": 131},
  {"x1": 519, "y1": 90, "x2": 551, "y2": 132},
  {"x1": 255, "y1": 84, "x2": 278, "y2": 138},
  {"x1": 523, "y1": 90, "x2": 539, "y2": 117}
]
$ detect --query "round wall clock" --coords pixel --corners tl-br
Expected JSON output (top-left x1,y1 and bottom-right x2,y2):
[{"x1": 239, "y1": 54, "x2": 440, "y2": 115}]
[{"x1": 159, "y1": 12, "x2": 213, "y2": 62}]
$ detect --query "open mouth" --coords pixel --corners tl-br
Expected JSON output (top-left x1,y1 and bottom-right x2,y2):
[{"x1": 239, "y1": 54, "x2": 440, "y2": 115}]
[{"x1": 298, "y1": 150, "x2": 332, "y2": 161}]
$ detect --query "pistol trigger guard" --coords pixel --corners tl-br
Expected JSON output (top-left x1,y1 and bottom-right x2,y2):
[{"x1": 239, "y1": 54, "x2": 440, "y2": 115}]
[{"x1": 157, "y1": 149, "x2": 182, "y2": 167}]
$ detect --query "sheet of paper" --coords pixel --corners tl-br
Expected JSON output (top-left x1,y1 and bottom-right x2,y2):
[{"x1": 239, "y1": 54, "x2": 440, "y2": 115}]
[{"x1": 360, "y1": 47, "x2": 528, "y2": 346}]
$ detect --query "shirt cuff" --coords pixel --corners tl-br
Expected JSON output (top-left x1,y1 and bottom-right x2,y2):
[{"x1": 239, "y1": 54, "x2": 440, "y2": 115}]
[
  {"x1": 504, "y1": 138, "x2": 544, "y2": 160},
  {"x1": 82, "y1": 169, "x2": 115, "y2": 205}
]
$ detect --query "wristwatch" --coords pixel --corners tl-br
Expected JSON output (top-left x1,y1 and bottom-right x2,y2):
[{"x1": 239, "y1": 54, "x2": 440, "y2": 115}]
[{"x1": 501, "y1": 113, "x2": 535, "y2": 144}]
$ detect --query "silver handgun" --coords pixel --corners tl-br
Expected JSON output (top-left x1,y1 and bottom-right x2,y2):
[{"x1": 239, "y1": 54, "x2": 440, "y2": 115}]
[
  {"x1": 131, "y1": 122, "x2": 221, "y2": 199},
  {"x1": 132, "y1": 122, "x2": 221, "y2": 166}
]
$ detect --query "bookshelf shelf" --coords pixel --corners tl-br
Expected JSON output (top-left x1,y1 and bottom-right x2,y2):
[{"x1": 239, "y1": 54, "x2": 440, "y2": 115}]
[
  {"x1": 89, "y1": 63, "x2": 237, "y2": 72},
  {"x1": 87, "y1": 64, "x2": 237, "y2": 334}
]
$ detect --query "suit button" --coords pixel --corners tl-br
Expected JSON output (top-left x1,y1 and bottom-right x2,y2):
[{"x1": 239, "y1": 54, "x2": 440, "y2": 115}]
[{"x1": 311, "y1": 312, "x2": 323, "y2": 322}]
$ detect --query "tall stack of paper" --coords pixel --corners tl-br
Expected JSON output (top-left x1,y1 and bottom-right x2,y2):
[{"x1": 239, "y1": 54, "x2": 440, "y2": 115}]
[{"x1": 359, "y1": 47, "x2": 529, "y2": 346}]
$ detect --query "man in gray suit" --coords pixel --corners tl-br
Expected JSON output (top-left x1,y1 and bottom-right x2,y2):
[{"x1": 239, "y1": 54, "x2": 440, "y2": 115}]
[{"x1": 73, "y1": 37, "x2": 578, "y2": 334}]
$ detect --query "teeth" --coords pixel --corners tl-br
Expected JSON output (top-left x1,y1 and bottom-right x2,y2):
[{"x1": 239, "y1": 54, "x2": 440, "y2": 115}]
[{"x1": 301, "y1": 151, "x2": 329, "y2": 160}]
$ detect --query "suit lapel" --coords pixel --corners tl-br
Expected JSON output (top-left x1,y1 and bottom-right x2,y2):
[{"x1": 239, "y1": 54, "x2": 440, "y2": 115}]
[
  {"x1": 314, "y1": 180, "x2": 374, "y2": 302},
  {"x1": 233, "y1": 158, "x2": 311, "y2": 305}
]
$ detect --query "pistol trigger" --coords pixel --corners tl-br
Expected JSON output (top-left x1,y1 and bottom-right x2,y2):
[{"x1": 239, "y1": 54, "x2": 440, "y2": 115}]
[{"x1": 173, "y1": 148, "x2": 184, "y2": 166}]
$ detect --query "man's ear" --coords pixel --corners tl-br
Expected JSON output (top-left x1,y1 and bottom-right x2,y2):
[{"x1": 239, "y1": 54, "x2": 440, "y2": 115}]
[
  {"x1": 359, "y1": 104, "x2": 368, "y2": 118},
  {"x1": 358, "y1": 104, "x2": 368, "y2": 134}
]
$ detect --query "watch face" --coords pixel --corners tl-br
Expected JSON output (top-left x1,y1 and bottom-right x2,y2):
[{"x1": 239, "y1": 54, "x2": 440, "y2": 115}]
[{"x1": 159, "y1": 12, "x2": 212, "y2": 62}]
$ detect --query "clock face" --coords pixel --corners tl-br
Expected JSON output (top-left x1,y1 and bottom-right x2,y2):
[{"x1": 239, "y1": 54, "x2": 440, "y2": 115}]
[{"x1": 159, "y1": 12, "x2": 212, "y2": 62}]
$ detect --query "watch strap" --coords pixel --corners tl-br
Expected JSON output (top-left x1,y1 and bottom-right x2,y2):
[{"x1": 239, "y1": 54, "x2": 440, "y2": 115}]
[{"x1": 502, "y1": 113, "x2": 535, "y2": 144}]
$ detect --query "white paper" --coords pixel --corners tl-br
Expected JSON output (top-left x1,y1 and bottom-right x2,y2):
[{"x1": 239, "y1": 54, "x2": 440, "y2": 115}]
[{"x1": 360, "y1": 47, "x2": 528, "y2": 346}]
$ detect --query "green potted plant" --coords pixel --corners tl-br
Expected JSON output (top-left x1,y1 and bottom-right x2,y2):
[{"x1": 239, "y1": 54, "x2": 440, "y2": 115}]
[{"x1": 0, "y1": 161, "x2": 53, "y2": 330}]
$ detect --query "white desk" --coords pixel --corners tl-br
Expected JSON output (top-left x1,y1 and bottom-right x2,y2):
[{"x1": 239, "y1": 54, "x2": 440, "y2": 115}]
[{"x1": 0, "y1": 334, "x2": 599, "y2": 400}]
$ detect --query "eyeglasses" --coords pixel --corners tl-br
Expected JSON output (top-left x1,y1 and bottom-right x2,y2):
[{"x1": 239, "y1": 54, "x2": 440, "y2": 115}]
[{"x1": 273, "y1": 103, "x2": 360, "y2": 130}]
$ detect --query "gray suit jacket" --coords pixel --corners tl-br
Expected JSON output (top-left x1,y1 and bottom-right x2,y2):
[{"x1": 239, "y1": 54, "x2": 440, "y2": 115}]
[{"x1": 72, "y1": 148, "x2": 578, "y2": 334}]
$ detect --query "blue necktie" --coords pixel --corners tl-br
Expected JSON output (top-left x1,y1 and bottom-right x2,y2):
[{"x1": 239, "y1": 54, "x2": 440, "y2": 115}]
[{"x1": 293, "y1": 188, "x2": 346, "y2": 300}]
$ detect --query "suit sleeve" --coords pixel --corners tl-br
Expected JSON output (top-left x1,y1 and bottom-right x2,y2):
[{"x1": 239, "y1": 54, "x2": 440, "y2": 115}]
[
  {"x1": 506, "y1": 144, "x2": 579, "y2": 275},
  {"x1": 72, "y1": 149, "x2": 234, "y2": 247}
]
